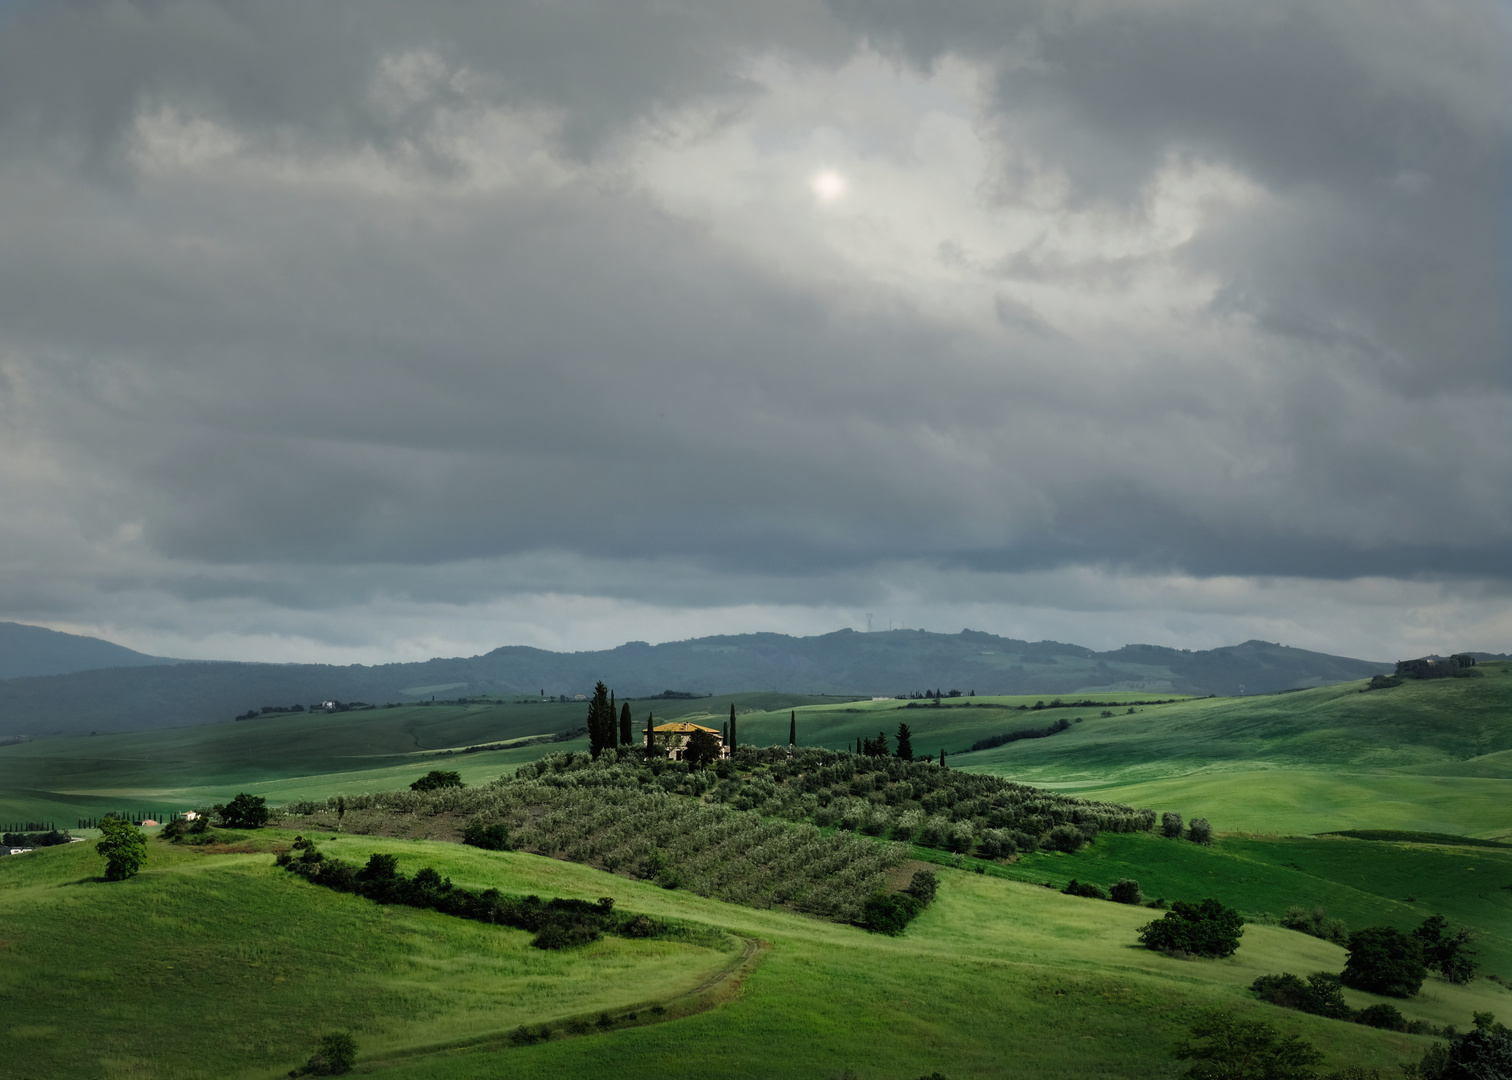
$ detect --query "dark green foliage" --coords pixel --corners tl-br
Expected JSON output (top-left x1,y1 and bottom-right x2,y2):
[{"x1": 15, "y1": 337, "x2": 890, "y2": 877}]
[
  {"x1": 1281, "y1": 906, "x2": 1348, "y2": 946},
  {"x1": 862, "y1": 731, "x2": 890, "y2": 757},
  {"x1": 1354, "y1": 1003, "x2": 1406, "y2": 1031},
  {"x1": 1162, "y1": 812, "x2": 1184, "y2": 838},
  {"x1": 904, "y1": 869, "x2": 938, "y2": 904},
  {"x1": 729, "y1": 703, "x2": 737, "y2": 752},
  {"x1": 684, "y1": 728, "x2": 721, "y2": 768},
  {"x1": 968, "y1": 716, "x2": 1070, "y2": 753},
  {"x1": 1407, "y1": 1015, "x2": 1512, "y2": 1080},
  {"x1": 587, "y1": 682, "x2": 614, "y2": 759},
  {"x1": 217, "y1": 792, "x2": 269, "y2": 829},
  {"x1": 895, "y1": 721, "x2": 912, "y2": 761},
  {"x1": 1413, "y1": 914, "x2": 1478, "y2": 984},
  {"x1": 859, "y1": 890, "x2": 924, "y2": 935},
  {"x1": 1188, "y1": 817, "x2": 1213, "y2": 844},
  {"x1": 1174, "y1": 1009, "x2": 1324, "y2": 1080},
  {"x1": 619, "y1": 701, "x2": 633, "y2": 746},
  {"x1": 1063, "y1": 879, "x2": 1108, "y2": 900},
  {"x1": 303, "y1": 1032, "x2": 356, "y2": 1075},
  {"x1": 1250, "y1": 973, "x2": 1351, "y2": 1020},
  {"x1": 1046, "y1": 824, "x2": 1087, "y2": 853},
  {"x1": 1139, "y1": 898, "x2": 1245, "y2": 958},
  {"x1": 1342, "y1": 926, "x2": 1426, "y2": 997},
  {"x1": 1366, "y1": 674, "x2": 1402, "y2": 690},
  {"x1": 95, "y1": 814, "x2": 147, "y2": 880},
  {"x1": 1109, "y1": 878, "x2": 1143, "y2": 905},
  {"x1": 790, "y1": 710, "x2": 797, "y2": 748},
  {"x1": 410, "y1": 769, "x2": 463, "y2": 792},
  {"x1": 280, "y1": 840, "x2": 672, "y2": 949},
  {"x1": 2, "y1": 829, "x2": 71, "y2": 847},
  {"x1": 461, "y1": 820, "x2": 510, "y2": 850}
]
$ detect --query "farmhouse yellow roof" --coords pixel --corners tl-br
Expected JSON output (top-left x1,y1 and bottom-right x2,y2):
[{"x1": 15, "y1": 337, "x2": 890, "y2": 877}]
[{"x1": 648, "y1": 722, "x2": 720, "y2": 734}]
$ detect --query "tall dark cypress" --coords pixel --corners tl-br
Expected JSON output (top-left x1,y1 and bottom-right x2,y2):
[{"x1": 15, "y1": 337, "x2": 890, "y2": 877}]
[
  {"x1": 789, "y1": 710, "x2": 796, "y2": 748},
  {"x1": 607, "y1": 691, "x2": 618, "y2": 749},
  {"x1": 939, "y1": 747, "x2": 946, "y2": 768},
  {"x1": 619, "y1": 701, "x2": 633, "y2": 746},
  {"x1": 644, "y1": 711, "x2": 655, "y2": 755},
  {"x1": 895, "y1": 722, "x2": 913, "y2": 761},
  {"x1": 722, "y1": 719, "x2": 729, "y2": 747},
  {"x1": 729, "y1": 703, "x2": 737, "y2": 752},
  {"x1": 587, "y1": 681, "x2": 611, "y2": 758}
]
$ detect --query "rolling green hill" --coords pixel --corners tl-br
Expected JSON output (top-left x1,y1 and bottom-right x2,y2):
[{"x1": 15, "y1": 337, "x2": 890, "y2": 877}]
[{"x1": 3, "y1": 827, "x2": 1507, "y2": 1079}]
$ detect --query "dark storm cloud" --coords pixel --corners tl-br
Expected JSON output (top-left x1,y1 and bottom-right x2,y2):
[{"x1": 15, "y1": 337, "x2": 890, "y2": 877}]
[{"x1": 0, "y1": 0, "x2": 1507, "y2": 658}]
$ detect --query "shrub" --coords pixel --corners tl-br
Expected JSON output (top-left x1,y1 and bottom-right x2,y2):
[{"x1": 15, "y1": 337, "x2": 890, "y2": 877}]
[
  {"x1": 1138, "y1": 898, "x2": 1244, "y2": 958},
  {"x1": 1187, "y1": 817, "x2": 1213, "y2": 845},
  {"x1": 1342, "y1": 926, "x2": 1426, "y2": 998},
  {"x1": 1046, "y1": 824, "x2": 1085, "y2": 853},
  {"x1": 1281, "y1": 905, "x2": 1348, "y2": 946},
  {"x1": 1109, "y1": 879, "x2": 1143, "y2": 905},
  {"x1": 1161, "y1": 811, "x2": 1183, "y2": 838},
  {"x1": 1251, "y1": 972, "x2": 1350, "y2": 1020},
  {"x1": 1355, "y1": 1003, "x2": 1407, "y2": 1031},
  {"x1": 905, "y1": 869, "x2": 938, "y2": 905},
  {"x1": 304, "y1": 1032, "x2": 356, "y2": 1075},
  {"x1": 1063, "y1": 879, "x2": 1108, "y2": 900},
  {"x1": 461, "y1": 821, "x2": 510, "y2": 850},
  {"x1": 410, "y1": 769, "x2": 464, "y2": 792},
  {"x1": 859, "y1": 890, "x2": 925, "y2": 935},
  {"x1": 1175, "y1": 1009, "x2": 1323, "y2": 1080}
]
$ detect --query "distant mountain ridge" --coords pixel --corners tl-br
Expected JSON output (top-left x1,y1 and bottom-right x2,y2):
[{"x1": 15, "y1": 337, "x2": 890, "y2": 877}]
[
  {"x1": 0, "y1": 622, "x2": 180, "y2": 680},
  {"x1": 0, "y1": 626, "x2": 1395, "y2": 737}
]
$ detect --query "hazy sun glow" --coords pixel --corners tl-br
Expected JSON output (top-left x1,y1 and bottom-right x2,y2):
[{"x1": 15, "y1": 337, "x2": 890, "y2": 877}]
[{"x1": 811, "y1": 169, "x2": 846, "y2": 202}]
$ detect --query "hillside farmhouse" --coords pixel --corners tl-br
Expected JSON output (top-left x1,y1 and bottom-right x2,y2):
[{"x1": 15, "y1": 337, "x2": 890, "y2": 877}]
[{"x1": 645, "y1": 721, "x2": 729, "y2": 762}]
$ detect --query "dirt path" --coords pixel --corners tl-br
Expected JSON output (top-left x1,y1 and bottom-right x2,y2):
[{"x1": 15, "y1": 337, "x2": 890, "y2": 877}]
[{"x1": 330, "y1": 933, "x2": 769, "y2": 1076}]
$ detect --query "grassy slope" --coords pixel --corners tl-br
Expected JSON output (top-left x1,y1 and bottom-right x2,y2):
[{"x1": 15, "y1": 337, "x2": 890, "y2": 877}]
[
  {"x1": 6, "y1": 831, "x2": 1509, "y2": 1080},
  {"x1": 0, "y1": 693, "x2": 857, "y2": 825},
  {"x1": 950, "y1": 664, "x2": 1512, "y2": 839}
]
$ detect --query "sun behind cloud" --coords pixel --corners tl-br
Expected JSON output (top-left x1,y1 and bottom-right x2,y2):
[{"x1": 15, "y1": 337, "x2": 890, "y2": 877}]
[{"x1": 810, "y1": 169, "x2": 847, "y2": 202}]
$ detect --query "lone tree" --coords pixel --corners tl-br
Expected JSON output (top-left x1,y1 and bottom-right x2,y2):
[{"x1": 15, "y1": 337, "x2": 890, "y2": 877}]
[
  {"x1": 619, "y1": 701, "x2": 633, "y2": 746},
  {"x1": 217, "y1": 792, "x2": 270, "y2": 829},
  {"x1": 684, "y1": 728, "x2": 721, "y2": 768},
  {"x1": 96, "y1": 814, "x2": 147, "y2": 881},
  {"x1": 410, "y1": 770, "x2": 463, "y2": 792},
  {"x1": 728, "y1": 703, "x2": 738, "y2": 752},
  {"x1": 1161, "y1": 812, "x2": 1183, "y2": 838},
  {"x1": 895, "y1": 722, "x2": 914, "y2": 761},
  {"x1": 789, "y1": 710, "x2": 796, "y2": 748},
  {"x1": 1174, "y1": 1009, "x2": 1323, "y2": 1080},
  {"x1": 1342, "y1": 926, "x2": 1426, "y2": 997},
  {"x1": 1139, "y1": 898, "x2": 1244, "y2": 958},
  {"x1": 1414, "y1": 914, "x2": 1478, "y2": 984}
]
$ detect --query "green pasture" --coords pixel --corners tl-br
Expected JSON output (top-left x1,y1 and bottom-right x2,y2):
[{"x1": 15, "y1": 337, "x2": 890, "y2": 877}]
[
  {"x1": 0, "y1": 692, "x2": 852, "y2": 825},
  {"x1": 5, "y1": 830, "x2": 1509, "y2": 1080}
]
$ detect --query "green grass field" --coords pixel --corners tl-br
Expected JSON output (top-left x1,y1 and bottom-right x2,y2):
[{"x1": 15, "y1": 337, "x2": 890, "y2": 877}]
[{"x1": 5, "y1": 827, "x2": 1509, "y2": 1080}]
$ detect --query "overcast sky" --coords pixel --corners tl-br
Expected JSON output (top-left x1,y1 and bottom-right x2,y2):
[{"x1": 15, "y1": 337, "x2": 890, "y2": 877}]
[{"x1": 0, "y1": 0, "x2": 1507, "y2": 665}]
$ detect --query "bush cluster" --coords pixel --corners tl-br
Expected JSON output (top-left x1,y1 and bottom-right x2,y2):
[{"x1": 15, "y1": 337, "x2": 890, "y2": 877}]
[
  {"x1": 1062, "y1": 877, "x2": 1144, "y2": 905},
  {"x1": 1137, "y1": 898, "x2": 1244, "y2": 958},
  {"x1": 859, "y1": 870, "x2": 940, "y2": 935},
  {"x1": 276, "y1": 837, "x2": 675, "y2": 950}
]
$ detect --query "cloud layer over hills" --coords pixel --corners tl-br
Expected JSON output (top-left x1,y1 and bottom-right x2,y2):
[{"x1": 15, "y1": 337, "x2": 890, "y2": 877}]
[{"x1": 0, "y1": 1, "x2": 1507, "y2": 662}]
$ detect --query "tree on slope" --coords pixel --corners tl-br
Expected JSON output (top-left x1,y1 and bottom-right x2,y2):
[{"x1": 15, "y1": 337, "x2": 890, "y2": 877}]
[
  {"x1": 1343, "y1": 926, "x2": 1426, "y2": 997},
  {"x1": 729, "y1": 703, "x2": 737, "y2": 752},
  {"x1": 619, "y1": 701, "x2": 633, "y2": 746},
  {"x1": 789, "y1": 710, "x2": 796, "y2": 748},
  {"x1": 895, "y1": 722, "x2": 914, "y2": 761},
  {"x1": 96, "y1": 814, "x2": 147, "y2": 881},
  {"x1": 1174, "y1": 1009, "x2": 1323, "y2": 1080}
]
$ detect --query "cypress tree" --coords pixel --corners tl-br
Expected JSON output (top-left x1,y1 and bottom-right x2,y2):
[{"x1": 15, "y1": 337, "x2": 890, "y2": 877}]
[
  {"x1": 722, "y1": 720, "x2": 728, "y2": 747},
  {"x1": 587, "y1": 682, "x2": 612, "y2": 758},
  {"x1": 729, "y1": 703, "x2": 737, "y2": 752},
  {"x1": 939, "y1": 747, "x2": 946, "y2": 768},
  {"x1": 644, "y1": 711, "x2": 655, "y2": 756},
  {"x1": 789, "y1": 710, "x2": 796, "y2": 748},
  {"x1": 619, "y1": 701, "x2": 633, "y2": 746},
  {"x1": 895, "y1": 721, "x2": 913, "y2": 761},
  {"x1": 607, "y1": 691, "x2": 618, "y2": 749}
]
